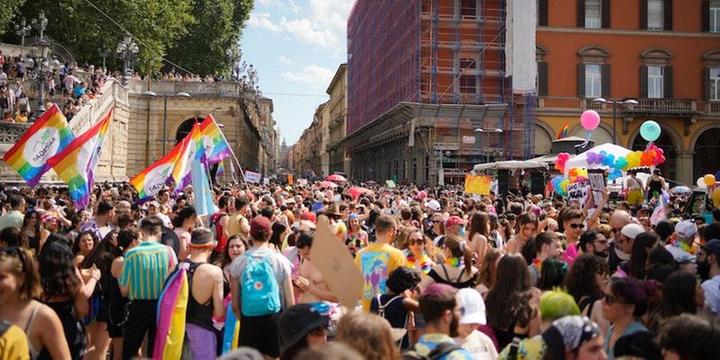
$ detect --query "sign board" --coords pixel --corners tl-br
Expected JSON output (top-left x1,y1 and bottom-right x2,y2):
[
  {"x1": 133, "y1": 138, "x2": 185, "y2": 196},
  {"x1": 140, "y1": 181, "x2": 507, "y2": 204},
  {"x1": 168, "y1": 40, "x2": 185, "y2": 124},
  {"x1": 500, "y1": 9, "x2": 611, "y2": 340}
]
[
  {"x1": 462, "y1": 135, "x2": 476, "y2": 144},
  {"x1": 465, "y1": 175, "x2": 492, "y2": 195},
  {"x1": 588, "y1": 169, "x2": 606, "y2": 208},
  {"x1": 263, "y1": 178, "x2": 270, "y2": 186},
  {"x1": 310, "y1": 217, "x2": 363, "y2": 308},
  {"x1": 386, "y1": 180, "x2": 396, "y2": 188},
  {"x1": 244, "y1": 171, "x2": 261, "y2": 183},
  {"x1": 568, "y1": 180, "x2": 590, "y2": 206}
]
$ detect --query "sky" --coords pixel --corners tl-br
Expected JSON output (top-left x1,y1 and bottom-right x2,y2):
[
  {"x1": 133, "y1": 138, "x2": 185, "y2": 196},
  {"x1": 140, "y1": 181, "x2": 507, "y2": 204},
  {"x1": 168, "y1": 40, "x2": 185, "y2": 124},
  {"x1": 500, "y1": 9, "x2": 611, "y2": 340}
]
[{"x1": 241, "y1": 0, "x2": 355, "y2": 145}]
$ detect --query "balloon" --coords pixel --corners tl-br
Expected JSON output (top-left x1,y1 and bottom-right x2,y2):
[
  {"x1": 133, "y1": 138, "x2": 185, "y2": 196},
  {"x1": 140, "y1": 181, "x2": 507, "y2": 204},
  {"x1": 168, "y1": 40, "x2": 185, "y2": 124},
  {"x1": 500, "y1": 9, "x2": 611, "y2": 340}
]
[
  {"x1": 640, "y1": 120, "x2": 661, "y2": 142},
  {"x1": 608, "y1": 169, "x2": 623, "y2": 181},
  {"x1": 697, "y1": 177, "x2": 707, "y2": 188},
  {"x1": 713, "y1": 188, "x2": 720, "y2": 208},
  {"x1": 580, "y1": 110, "x2": 601, "y2": 131},
  {"x1": 705, "y1": 174, "x2": 716, "y2": 187}
]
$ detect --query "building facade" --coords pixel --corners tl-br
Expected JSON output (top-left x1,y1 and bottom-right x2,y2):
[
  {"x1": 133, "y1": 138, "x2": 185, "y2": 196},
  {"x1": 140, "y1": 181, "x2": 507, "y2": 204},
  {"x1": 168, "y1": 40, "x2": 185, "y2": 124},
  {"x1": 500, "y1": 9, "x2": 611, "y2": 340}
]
[
  {"x1": 344, "y1": 0, "x2": 535, "y2": 185},
  {"x1": 291, "y1": 103, "x2": 327, "y2": 178},
  {"x1": 325, "y1": 64, "x2": 348, "y2": 175},
  {"x1": 535, "y1": 0, "x2": 720, "y2": 185}
]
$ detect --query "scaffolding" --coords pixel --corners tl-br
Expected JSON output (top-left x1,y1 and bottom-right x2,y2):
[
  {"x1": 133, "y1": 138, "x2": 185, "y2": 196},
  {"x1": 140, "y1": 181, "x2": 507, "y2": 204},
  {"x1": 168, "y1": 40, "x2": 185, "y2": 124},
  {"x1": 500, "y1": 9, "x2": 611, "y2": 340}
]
[{"x1": 346, "y1": 0, "x2": 535, "y2": 184}]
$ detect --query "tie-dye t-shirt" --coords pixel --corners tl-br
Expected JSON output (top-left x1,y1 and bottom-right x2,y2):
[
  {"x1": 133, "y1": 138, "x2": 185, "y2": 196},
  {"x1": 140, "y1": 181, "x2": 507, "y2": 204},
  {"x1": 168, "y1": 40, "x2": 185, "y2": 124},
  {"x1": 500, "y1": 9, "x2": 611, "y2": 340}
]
[{"x1": 354, "y1": 242, "x2": 406, "y2": 310}]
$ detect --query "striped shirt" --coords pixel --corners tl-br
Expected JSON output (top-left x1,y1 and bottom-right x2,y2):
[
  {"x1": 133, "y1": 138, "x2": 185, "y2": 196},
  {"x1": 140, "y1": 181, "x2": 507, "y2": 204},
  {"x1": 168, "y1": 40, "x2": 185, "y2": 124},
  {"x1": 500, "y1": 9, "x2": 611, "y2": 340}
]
[{"x1": 119, "y1": 241, "x2": 177, "y2": 300}]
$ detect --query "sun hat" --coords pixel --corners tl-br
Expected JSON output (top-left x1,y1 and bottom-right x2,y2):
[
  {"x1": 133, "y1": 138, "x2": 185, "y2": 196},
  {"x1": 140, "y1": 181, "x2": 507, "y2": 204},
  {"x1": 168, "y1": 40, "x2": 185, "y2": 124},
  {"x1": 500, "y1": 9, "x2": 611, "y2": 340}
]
[{"x1": 278, "y1": 302, "x2": 332, "y2": 351}]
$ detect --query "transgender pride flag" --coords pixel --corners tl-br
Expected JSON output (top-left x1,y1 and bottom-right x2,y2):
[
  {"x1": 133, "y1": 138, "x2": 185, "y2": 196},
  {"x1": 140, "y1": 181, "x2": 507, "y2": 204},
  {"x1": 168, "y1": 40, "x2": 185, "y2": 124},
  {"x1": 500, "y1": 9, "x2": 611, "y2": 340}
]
[{"x1": 47, "y1": 109, "x2": 113, "y2": 209}]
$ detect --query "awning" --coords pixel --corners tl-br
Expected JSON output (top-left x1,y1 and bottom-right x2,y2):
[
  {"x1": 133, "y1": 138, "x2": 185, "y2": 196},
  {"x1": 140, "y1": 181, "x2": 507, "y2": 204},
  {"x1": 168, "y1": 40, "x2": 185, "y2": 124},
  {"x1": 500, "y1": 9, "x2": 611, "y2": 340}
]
[{"x1": 473, "y1": 160, "x2": 548, "y2": 171}]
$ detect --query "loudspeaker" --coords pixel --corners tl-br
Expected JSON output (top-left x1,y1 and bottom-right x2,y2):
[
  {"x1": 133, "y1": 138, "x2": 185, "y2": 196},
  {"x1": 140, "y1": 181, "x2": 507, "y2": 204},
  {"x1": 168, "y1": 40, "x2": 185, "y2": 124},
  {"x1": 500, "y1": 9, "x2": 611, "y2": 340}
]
[
  {"x1": 497, "y1": 170, "x2": 509, "y2": 196},
  {"x1": 530, "y1": 172, "x2": 545, "y2": 195}
]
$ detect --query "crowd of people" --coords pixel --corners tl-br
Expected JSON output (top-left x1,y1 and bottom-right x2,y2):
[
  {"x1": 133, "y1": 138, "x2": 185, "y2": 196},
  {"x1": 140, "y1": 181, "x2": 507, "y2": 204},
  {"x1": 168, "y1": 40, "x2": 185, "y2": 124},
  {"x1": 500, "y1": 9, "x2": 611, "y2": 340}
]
[{"x1": 0, "y1": 179, "x2": 719, "y2": 360}]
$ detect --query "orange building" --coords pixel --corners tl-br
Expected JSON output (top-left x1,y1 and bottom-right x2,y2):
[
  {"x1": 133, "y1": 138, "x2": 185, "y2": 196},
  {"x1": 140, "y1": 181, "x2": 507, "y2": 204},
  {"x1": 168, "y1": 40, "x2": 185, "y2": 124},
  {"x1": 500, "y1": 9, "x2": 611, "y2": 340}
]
[{"x1": 536, "y1": 0, "x2": 720, "y2": 185}]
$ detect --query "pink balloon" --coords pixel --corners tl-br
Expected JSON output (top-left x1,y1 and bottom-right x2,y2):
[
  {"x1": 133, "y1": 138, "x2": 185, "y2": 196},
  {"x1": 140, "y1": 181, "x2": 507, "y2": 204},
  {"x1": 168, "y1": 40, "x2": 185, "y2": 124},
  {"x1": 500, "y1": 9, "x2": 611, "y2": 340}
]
[{"x1": 580, "y1": 110, "x2": 601, "y2": 131}]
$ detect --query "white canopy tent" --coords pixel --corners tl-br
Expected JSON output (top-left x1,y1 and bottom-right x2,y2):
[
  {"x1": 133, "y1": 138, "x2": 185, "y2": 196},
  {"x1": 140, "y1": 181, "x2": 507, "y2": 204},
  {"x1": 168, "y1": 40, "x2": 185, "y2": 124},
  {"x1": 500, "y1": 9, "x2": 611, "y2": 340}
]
[
  {"x1": 563, "y1": 143, "x2": 633, "y2": 176},
  {"x1": 473, "y1": 160, "x2": 548, "y2": 172}
]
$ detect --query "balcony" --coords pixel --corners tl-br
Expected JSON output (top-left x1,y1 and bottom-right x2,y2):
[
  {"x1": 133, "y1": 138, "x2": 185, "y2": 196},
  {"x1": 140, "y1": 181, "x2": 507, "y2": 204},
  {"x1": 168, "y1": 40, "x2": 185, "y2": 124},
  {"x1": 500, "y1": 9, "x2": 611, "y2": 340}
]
[
  {"x1": 626, "y1": 99, "x2": 698, "y2": 115},
  {"x1": 0, "y1": 123, "x2": 31, "y2": 153},
  {"x1": 708, "y1": 101, "x2": 720, "y2": 114}
]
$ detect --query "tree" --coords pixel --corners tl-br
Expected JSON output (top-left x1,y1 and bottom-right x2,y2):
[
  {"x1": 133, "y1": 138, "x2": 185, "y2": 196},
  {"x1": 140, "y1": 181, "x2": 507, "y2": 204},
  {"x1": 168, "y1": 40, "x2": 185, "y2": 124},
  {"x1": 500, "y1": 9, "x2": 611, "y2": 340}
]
[
  {"x1": 9, "y1": 0, "x2": 194, "y2": 74},
  {"x1": 165, "y1": 0, "x2": 255, "y2": 76},
  {"x1": 0, "y1": 0, "x2": 26, "y2": 36}
]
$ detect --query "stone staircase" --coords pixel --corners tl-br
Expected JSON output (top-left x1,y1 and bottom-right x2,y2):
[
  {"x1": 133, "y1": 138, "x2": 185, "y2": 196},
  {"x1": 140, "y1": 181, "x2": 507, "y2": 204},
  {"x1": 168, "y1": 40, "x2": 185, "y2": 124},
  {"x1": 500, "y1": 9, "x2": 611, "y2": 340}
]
[{"x1": 0, "y1": 79, "x2": 131, "y2": 184}]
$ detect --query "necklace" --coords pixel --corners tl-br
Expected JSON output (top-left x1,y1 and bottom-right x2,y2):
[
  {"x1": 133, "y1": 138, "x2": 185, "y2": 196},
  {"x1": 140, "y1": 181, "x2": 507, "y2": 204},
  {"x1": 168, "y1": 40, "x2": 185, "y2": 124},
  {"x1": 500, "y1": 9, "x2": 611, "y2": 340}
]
[{"x1": 444, "y1": 256, "x2": 462, "y2": 268}]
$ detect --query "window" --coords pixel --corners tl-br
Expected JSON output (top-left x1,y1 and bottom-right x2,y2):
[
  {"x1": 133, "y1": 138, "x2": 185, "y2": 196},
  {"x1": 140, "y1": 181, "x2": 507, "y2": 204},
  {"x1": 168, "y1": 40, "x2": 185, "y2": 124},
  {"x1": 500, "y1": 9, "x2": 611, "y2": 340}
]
[
  {"x1": 648, "y1": 66, "x2": 664, "y2": 98},
  {"x1": 712, "y1": 0, "x2": 720, "y2": 33},
  {"x1": 647, "y1": 0, "x2": 664, "y2": 30},
  {"x1": 461, "y1": 0, "x2": 476, "y2": 17},
  {"x1": 585, "y1": 64, "x2": 602, "y2": 98},
  {"x1": 711, "y1": 68, "x2": 720, "y2": 100},
  {"x1": 460, "y1": 58, "x2": 476, "y2": 93},
  {"x1": 585, "y1": 0, "x2": 601, "y2": 28}
]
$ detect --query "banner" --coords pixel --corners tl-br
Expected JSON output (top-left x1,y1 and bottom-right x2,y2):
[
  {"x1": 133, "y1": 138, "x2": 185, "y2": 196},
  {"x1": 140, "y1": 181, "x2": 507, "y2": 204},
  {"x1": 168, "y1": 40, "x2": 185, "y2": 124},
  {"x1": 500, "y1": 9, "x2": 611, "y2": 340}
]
[
  {"x1": 244, "y1": 171, "x2": 261, "y2": 183},
  {"x1": 465, "y1": 175, "x2": 492, "y2": 195},
  {"x1": 588, "y1": 169, "x2": 606, "y2": 208}
]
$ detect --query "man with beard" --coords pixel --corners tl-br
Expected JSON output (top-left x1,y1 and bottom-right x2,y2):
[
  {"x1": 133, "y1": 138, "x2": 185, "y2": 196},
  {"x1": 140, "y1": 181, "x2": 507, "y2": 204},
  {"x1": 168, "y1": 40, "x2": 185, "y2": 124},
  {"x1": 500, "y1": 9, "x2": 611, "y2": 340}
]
[
  {"x1": 410, "y1": 283, "x2": 473, "y2": 359},
  {"x1": 698, "y1": 239, "x2": 720, "y2": 314},
  {"x1": 579, "y1": 230, "x2": 610, "y2": 258},
  {"x1": 608, "y1": 210, "x2": 632, "y2": 273}
]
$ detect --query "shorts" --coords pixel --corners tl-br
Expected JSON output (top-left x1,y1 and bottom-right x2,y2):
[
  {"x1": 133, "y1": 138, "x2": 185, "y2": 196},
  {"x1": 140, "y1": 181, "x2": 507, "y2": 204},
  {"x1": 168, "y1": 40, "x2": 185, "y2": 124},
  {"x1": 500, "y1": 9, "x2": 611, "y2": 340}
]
[
  {"x1": 627, "y1": 189, "x2": 644, "y2": 206},
  {"x1": 239, "y1": 314, "x2": 281, "y2": 357}
]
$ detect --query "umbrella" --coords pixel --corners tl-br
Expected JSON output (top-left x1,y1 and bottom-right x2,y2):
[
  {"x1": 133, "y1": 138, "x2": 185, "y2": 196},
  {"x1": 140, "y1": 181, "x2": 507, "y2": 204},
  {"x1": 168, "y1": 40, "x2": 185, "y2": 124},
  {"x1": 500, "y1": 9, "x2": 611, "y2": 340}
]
[
  {"x1": 348, "y1": 186, "x2": 373, "y2": 200},
  {"x1": 670, "y1": 186, "x2": 691, "y2": 194},
  {"x1": 326, "y1": 174, "x2": 347, "y2": 182},
  {"x1": 318, "y1": 181, "x2": 338, "y2": 189}
]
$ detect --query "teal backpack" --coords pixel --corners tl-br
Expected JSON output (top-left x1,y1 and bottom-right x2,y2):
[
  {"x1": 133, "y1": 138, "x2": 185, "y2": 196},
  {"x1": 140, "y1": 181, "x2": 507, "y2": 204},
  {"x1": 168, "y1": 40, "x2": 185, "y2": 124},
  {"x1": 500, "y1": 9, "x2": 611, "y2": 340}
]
[{"x1": 240, "y1": 253, "x2": 281, "y2": 316}]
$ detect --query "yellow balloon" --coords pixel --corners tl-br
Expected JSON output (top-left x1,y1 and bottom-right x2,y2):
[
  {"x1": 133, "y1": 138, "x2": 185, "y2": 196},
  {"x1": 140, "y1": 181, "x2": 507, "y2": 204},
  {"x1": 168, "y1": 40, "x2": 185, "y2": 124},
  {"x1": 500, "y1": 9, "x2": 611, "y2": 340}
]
[
  {"x1": 704, "y1": 174, "x2": 716, "y2": 187},
  {"x1": 713, "y1": 188, "x2": 720, "y2": 208}
]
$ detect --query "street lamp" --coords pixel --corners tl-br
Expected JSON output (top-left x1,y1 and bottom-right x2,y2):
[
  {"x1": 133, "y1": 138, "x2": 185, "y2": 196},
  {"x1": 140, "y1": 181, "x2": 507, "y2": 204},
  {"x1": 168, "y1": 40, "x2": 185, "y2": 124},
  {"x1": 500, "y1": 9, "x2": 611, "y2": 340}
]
[
  {"x1": 14, "y1": 18, "x2": 31, "y2": 56},
  {"x1": 144, "y1": 91, "x2": 192, "y2": 154},
  {"x1": 98, "y1": 47, "x2": 110, "y2": 69},
  {"x1": 592, "y1": 98, "x2": 638, "y2": 144},
  {"x1": 30, "y1": 12, "x2": 48, "y2": 41},
  {"x1": 116, "y1": 35, "x2": 139, "y2": 86},
  {"x1": 474, "y1": 128, "x2": 504, "y2": 163},
  {"x1": 26, "y1": 12, "x2": 58, "y2": 113}
]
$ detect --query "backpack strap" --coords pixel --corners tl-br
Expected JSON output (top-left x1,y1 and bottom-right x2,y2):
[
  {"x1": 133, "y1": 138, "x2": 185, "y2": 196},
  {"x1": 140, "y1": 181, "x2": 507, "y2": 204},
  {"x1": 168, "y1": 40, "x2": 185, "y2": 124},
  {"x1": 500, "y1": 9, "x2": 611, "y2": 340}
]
[
  {"x1": 427, "y1": 342, "x2": 462, "y2": 359},
  {"x1": 377, "y1": 295, "x2": 404, "y2": 318},
  {"x1": 455, "y1": 266, "x2": 466, "y2": 283}
]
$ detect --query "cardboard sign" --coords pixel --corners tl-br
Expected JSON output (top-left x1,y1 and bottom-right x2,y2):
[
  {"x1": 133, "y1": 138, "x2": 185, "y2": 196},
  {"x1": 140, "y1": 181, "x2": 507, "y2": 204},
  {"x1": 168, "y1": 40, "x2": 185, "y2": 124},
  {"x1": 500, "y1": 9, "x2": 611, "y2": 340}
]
[
  {"x1": 588, "y1": 169, "x2": 606, "y2": 208},
  {"x1": 386, "y1": 180, "x2": 396, "y2": 188},
  {"x1": 465, "y1": 175, "x2": 492, "y2": 195},
  {"x1": 310, "y1": 217, "x2": 363, "y2": 309},
  {"x1": 244, "y1": 171, "x2": 261, "y2": 183},
  {"x1": 568, "y1": 180, "x2": 590, "y2": 205}
]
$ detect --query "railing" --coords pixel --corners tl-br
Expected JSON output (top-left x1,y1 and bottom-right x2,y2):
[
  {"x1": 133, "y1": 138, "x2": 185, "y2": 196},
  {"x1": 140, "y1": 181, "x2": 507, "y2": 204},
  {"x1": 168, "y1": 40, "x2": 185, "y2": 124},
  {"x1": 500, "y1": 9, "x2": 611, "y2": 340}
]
[
  {"x1": 708, "y1": 101, "x2": 720, "y2": 114},
  {"x1": 127, "y1": 79, "x2": 251, "y2": 97},
  {"x1": 584, "y1": 99, "x2": 605, "y2": 110},
  {"x1": 0, "y1": 122, "x2": 31, "y2": 146},
  {"x1": 633, "y1": 99, "x2": 696, "y2": 113}
]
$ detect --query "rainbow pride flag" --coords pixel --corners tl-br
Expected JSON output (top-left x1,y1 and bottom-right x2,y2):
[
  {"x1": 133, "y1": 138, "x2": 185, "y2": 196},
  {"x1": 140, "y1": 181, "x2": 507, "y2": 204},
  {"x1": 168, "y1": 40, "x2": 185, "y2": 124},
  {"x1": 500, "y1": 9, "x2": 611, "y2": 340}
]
[
  {"x1": 3, "y1": 104, "x2": 75, "y2": 186},
  {"x1": 131, "y1": 139, "x2": 187, "y2": 200},
  {"x1": 171, "y1": 122, "x2": 202, "y2": 191},
  {"x1": 47, "y1": 109, "x2": 113, "y2": 209},
  {"x1": 199, "y1": 115, "x2": 232, "y2": 164},
  {"x1": 557, "y1": 121, "x2": 569, "y2": 139}
]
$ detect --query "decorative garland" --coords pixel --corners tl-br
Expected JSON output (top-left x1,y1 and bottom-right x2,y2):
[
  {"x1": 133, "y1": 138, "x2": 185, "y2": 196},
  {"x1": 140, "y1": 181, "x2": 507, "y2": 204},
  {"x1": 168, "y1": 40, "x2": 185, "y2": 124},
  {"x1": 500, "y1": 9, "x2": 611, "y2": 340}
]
[
  {"x1": 444, "y1": 256, "x2": 463, "y2": 268},
  {"x1": 407, "y1": 252, "x2": 432, "y2": 274}
]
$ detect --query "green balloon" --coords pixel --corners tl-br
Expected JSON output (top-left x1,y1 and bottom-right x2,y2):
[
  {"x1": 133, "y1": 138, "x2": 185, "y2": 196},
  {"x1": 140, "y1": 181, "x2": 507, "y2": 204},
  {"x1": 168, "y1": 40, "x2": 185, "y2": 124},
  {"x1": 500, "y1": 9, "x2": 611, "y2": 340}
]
[{"x1": 640, "y1": 120, "x2": 661, "y2": 142}]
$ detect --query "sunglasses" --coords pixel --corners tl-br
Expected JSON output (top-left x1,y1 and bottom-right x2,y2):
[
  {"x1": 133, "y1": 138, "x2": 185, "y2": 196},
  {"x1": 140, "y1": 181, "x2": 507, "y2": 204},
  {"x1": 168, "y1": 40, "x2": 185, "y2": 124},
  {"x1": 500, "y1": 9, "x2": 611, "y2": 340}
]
[
  {"x1": 409, "y1": 238, "x2": 425, "y2": 245},
  {"x1": 568, "y1": 223, "x2": 585, "y2": 229}
]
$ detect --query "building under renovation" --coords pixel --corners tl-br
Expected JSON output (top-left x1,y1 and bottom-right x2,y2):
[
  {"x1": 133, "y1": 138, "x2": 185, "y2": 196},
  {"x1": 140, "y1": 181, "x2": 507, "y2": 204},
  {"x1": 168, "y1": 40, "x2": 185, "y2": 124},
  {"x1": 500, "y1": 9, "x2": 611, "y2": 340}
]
[{"x1": 343, "y1": 0, "x2": 537, "y2": 185}]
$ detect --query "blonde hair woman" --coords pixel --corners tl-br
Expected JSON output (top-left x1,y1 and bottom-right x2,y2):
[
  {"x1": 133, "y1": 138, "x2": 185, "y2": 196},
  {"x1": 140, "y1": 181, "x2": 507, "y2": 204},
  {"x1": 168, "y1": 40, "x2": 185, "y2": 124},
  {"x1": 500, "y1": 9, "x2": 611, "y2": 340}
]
[{"x1": 336, "y1": 311, "x2": 401, "y2": 360}]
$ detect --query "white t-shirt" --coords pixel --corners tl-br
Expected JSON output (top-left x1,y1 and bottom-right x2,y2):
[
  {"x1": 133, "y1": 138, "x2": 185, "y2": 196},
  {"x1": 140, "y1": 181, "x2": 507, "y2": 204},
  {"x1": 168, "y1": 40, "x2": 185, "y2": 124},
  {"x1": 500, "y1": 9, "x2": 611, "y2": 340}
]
[
  {"x1": 456, "y1": 330, "x2": 498, "y2": 360},
  {"x1": 702, "y1": 275, "x2": 720, "y2": 314}
]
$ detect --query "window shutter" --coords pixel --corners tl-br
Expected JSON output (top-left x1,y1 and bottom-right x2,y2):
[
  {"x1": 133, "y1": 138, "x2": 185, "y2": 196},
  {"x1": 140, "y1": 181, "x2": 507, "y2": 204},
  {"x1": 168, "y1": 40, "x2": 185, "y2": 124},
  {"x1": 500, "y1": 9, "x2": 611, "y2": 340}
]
[
  {"x1": 538, "y1": 62, "x2": 549, "y2": 96},
  {"x1": 640, "y1": 65, "x2": 648, "y2": 98},
  {"x1": 578, "y1": 64, "x2": 586, "y2": 97},
  {"x1": 577, "y1": 0, "x2": 586, "y2": 28},
  {"x1": 602, "y1": 64, "x2": 611, "y2": 98},
  {"x1": 705, "y1": 66, "x2": 711, "y2": 100},
  {"x1": 702, "y1": 0, "x2": 710, "y2": 32},
  {"x1": 663, "y1": 65, "x2": 673, "y2": 98},
  {"x1": 640, "y1": 0, "x2": 648, "y2": 30},
  {"x1": 664, "y1": 0, "x2": 673, "y2": 31},
  {"x1": 602, "y1": 0, "x2": 611, "y2": 28},
  {"x1": 539, "y1": 0, "x2": 549, "y2": 26}
]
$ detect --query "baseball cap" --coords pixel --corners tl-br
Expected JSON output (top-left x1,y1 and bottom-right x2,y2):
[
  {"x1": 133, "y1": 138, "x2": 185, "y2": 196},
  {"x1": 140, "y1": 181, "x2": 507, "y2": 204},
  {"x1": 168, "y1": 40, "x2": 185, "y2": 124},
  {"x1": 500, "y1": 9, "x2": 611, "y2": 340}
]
[
  {"x1": 456, "y1": 288, "x2": 486, "y2": 325},
  {"x1": 621, "y1": 224, "x2": 645, "y2": 240},
  {"x1": 674, "y1": 220, "x2": 698, "y2": 240},
  {"x1": 278, "y1": 302, "x2": 331, "y2": 351},
  {"x1": 250, "y1": 216, "x2": 272, "y2": 239},
  {"x1": 425, "y1": 199, "x2": 441, "y2": 212},
  {"x1": 300, "y1": 211, "x2": 317, "y2": 223},
  {"x1": 445, "y1": 215, "x2": 466, "y2": 228},
  {"x1": 701, "y1": 239, "x2": 720, "y2": 257}
]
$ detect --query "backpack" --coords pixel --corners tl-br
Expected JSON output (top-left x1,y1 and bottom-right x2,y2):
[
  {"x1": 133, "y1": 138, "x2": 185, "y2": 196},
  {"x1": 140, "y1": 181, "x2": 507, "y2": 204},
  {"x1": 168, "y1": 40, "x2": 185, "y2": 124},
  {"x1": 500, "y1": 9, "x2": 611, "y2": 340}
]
[
  {"x1": 240, "y1": 253, "x2": 281, "y2": 316},
  {"x1": 402, "y1": 342, "x2": 463, "y2": 360},
  {"x1": 375, "y1": 294, "x2": 404, "y2": 318}
]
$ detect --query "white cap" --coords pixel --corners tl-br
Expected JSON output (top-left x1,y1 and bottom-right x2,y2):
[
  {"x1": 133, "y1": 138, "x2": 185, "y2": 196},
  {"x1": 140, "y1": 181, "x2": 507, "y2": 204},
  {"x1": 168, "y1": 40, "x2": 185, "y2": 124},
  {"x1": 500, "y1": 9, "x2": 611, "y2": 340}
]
[
  {"x1": 621, "y1": 223, "x2": 645, "y2": 240},
  {"x1": 425, "y1": 199, "x2": 441, "y2": 212},
  {"x1": 456, "y1": 288, "x2": 486, "y2": 325}
]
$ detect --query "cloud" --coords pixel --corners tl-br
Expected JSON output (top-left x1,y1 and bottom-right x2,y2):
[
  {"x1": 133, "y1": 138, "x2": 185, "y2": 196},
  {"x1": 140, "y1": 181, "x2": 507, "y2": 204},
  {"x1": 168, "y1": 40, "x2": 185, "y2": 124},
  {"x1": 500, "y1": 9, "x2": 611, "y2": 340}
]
[
  {"x1": 281, "y1": 65, "x2": 334, "y2": 89},
  {"x1": 278, "y1": 56, "x2": 292, "y2": 65},
  {"x1": 247, "y1": 12, "x2": 281, "y2": 32},
  {"x1": 309, "y1": 0, "x2": 354, "y2": 31},
  {"x1": 257, "y1": 0, "x2": 301, "y2": 13},
  {"x1": 281, "y1": 18, "x2": 338, "y2": 48}
]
